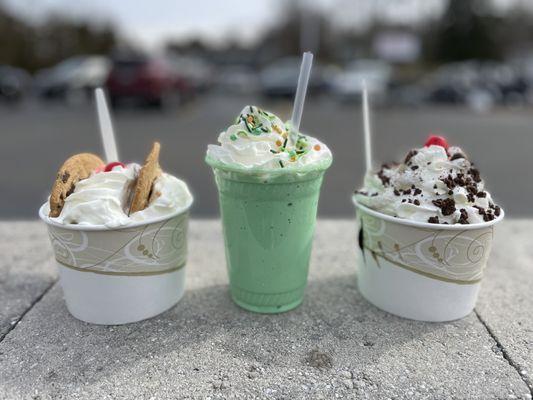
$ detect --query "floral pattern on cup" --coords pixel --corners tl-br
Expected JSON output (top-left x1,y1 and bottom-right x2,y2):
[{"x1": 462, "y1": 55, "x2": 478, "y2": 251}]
[
  {"x1": 357, "y1": 208, "x2": 494, "y2": 284},
  {"x1": 46, "y1": 213, "x2": 189, "y2": 275}
]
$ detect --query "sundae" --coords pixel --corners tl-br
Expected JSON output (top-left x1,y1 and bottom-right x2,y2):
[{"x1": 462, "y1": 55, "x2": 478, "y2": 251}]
[
  {"x1": 39, "y1": 142, "x2": 193, "y2": 325},
  {"x1": 353, "y1": 134, "x2": 504, "y2": 321}
]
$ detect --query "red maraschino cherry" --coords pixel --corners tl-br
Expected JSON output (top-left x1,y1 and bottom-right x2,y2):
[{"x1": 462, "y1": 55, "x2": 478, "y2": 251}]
[
  {"x1": 104, "y1": 161, "x2": 126, "y2": 172},
  {"x1": 424, "y1": 134, "x2": 449, "y2": 150}
]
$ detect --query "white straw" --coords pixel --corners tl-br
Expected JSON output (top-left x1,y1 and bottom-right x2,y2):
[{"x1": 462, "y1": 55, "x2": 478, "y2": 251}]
[
  {"x1": 95, "y1": 88, "x2": 119, "y2": 163},
  {"x1": 290, "y1": 52, "x2": 314, "y2": 140},
  {"x1": 362, "y1": 81, "x2": 372, "y2": 174}
]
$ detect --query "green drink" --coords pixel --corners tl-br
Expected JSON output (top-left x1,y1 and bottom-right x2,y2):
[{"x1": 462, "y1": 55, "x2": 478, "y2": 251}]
[
  {"x1": 207, "y1": 157, "x2": 331, "y2": 313},
  {"x1": 205, "y1": 105, "x2": 332, "y2": 313}
]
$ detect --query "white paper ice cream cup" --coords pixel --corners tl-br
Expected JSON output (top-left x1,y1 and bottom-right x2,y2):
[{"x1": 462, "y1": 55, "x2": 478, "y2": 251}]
[
  {"x1": 39, "y1": 203, "x2": 191, "y2": 325},
  {"x1": 353, "y1": 198, "x2": 504, "y2": 322}
]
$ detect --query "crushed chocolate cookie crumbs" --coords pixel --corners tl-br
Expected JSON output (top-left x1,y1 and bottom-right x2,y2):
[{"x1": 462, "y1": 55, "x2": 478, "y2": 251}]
[
  {"x1": 473, "y1": 205, "x2": 486, "y2": 215},
  {"x1": 441, "y1": 175, "x2": 455, "y2": 189},
  {"x1": 458, "y1": 208, "x2": 469, "y2": 224},
  {"x1": 453, "y1": 174, "x2": 465, "y2": 187},
  {"x1": 413, "y1": 188, "x2": 422, "y2": 195},
  {"x1": 483, "y1": 212, "x2": 495, "y2": 222},
  {"x1": 404, "y1": 150, "x2": 418, "y2": 164},
  {"x1": 477, "y1": 191, "x2": 486, "y2": 198},
  {"x1": 428, "y1": 216, "x2": 439, "y2": 224},
  {"x1": 413, "y1": 199, "x2": 420, "y2": 206},
  {"x1": 494, "y1": 206, "x2": 501, "y2": 216},
  {"x1": 411, "y1": 165, "x2": 419, "y2": 171},
  {"x1": 450, "y1": 152, "x2": 465, "y2": 161},
  {"x1": 469, "y1": 168, "x2": 481, "y2": 183},
  {"x1": 433, "y1": 198, "x2": 456, "y2": 216},
  {"x1": 393, "y1": 189, "x2": 400, "y2": 196}
]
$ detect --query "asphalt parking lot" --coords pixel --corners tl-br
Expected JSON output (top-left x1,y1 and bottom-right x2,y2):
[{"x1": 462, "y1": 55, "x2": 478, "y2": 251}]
[{"x1": 1, "y1": 93, "x2": 532, "y2": 219}]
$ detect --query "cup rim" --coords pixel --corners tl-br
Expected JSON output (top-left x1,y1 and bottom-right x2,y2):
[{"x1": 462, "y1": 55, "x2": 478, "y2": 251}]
[
  {"x1": 38, "y1": 199, "x2": 192, "y2": 232},
  {"x1": 352, "y1": 196, "x2": 504, "y2": 230}
]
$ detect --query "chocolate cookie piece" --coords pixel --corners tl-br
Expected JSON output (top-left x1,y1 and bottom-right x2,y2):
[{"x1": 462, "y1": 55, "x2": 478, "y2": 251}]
[
  {"x1": 49, "y1": 153, "x2": 104, "y2": 217},
  {"x1": 129, "y1": 142, "x2": 162, "y2": 214}
]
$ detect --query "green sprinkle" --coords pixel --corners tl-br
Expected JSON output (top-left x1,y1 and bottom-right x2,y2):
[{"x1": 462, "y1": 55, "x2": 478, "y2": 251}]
[
  {"x1": 230, "y1": 134, "x2": 237, "y2": 141},
  {"x1": 270, "y1": 149, "x2": 277, "y2": 154},
  {"x1": 283, "y1": 138, "x2": 288, "y2": 148},
  {"x1": 279, "y1": 160, "x2": 284, "y2": 168}
]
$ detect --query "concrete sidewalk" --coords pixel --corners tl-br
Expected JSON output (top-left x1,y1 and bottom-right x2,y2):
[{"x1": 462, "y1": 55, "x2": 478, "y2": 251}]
[{"x1": 0, "y1": 220, "x2": 531, "y2": 399}]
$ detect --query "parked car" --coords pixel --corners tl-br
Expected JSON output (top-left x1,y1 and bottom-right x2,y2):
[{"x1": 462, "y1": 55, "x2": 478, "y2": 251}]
[
  {"x1": 420, "y1": 61, "x2": 529, "y2": 110},
  {"x1": 0, "y1": 65, "x2": 31, "y2": 103},
  {"x1": 259, "y1": 57, "x2": 327, "y2": 98},
  {"x1": 216, "y1": 65, "x2": 258, "y2": 94},
  {"x1": 330, "y1": 59, "x2": 392, "y2": 103},
  {"x1": 165, "y1": 55, "x2": 214, "y2": 93},
  {"x1": 35, "y1": 56, "x2": 110, "y2": 103},
  {"x1": 106, "y1": 56, "x2": 183, "y2": 108}
]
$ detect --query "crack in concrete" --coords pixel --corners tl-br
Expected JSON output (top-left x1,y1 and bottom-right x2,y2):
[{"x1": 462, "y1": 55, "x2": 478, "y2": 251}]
[
  {"x1": 0, "y1": 280, "x2": 57, "y2": 343},
  {"x1": 475, "y1": 309, "x2": 533, "y2": 397}
]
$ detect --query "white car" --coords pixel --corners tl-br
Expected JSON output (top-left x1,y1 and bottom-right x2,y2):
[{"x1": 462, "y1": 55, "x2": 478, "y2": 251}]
[{"x1": 35, "y1": 56, "x2": 111, "y2": 103}]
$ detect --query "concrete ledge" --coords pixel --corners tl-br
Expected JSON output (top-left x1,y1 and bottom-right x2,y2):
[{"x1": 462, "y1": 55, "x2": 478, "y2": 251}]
[{"x1": 0, "y1": 220, "x2": 531, "y2": 399}]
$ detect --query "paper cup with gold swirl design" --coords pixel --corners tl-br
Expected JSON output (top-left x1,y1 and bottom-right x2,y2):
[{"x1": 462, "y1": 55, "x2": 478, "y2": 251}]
[
  {"x1": 39, "y1": 201, "x2": 192, "y2": 325},
  {"x1": 353, "y1": 198, "x2": 504, "y2": 321}
]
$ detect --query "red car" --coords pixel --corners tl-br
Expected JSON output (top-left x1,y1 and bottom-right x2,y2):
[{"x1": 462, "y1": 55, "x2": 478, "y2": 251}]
[{"x1": 106, "y1": 56, "x2": 188, "y2": 108}]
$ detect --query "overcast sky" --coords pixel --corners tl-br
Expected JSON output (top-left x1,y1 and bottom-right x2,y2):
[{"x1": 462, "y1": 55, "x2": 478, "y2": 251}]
[{"x1": 3, "y1": 0, "x2": 529, "y2": 50}]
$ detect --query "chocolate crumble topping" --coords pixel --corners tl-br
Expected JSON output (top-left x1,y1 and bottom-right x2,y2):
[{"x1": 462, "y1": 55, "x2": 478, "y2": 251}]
[
  {"x1": 458, "y1": 208, "x2": 469, "y2": 224},
  {"x1": 469, "y1": 168, "x2": 481, "y2": 183},
  {"x1": 433, "y1": 198, "x2": 456, "y2": 216},
  {"x1": 428, "y1": 216, "x2": 440, "y2": 224},
  {"x1": 450, "y1": 152, "x2": 465, "y2": 161},
  {"x1": 404, "y1": 150, "x2": 418, "y2": 164}
]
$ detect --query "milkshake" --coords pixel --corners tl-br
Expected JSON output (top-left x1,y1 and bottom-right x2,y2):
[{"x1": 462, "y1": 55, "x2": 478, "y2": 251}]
[
  {"x1": 353, "y1": 135, "x2": 503, "y2": 321},
  {"x1": 206, "y1": 105, "x2": 332, "y2": 313}
]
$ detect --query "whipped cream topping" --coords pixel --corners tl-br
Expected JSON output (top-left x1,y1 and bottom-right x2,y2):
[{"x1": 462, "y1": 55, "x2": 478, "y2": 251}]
[
  {"x1": 207, "y1": 105, "x2": 331, "y2": 170},
  {"x1": 355, "y1": 145, "x2": 501, "y2": 225},
  {"x1": 51, "y1": 164, "x2": 192, "y2": 227}
]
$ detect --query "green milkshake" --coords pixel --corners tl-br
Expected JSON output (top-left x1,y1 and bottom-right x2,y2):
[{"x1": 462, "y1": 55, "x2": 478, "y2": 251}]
[{"x1": 206, "y1": 106, "x2": 332, "y2": 313}]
